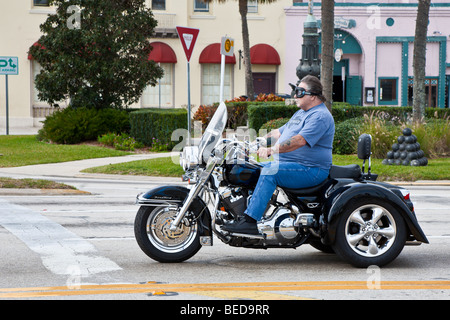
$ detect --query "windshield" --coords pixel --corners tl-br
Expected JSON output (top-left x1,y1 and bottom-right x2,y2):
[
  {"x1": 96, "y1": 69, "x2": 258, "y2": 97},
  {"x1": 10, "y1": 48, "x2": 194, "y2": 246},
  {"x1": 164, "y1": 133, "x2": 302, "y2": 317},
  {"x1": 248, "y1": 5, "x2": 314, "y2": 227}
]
[{"x1": 197, "y1": 101, "x2": 228, "y2": 163}]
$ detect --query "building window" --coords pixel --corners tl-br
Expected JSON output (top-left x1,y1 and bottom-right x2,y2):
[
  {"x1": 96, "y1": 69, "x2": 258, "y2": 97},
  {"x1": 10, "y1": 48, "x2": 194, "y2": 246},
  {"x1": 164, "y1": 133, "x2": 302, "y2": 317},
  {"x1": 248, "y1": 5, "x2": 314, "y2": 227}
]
[
  {"x1": 152, "y1": 0, "x2": 165, "y2": 10},
  {"x1": 141, "y1": 63, "x2": 174, "y2": 108},
  {"x1": 202, "y1": 64, "x2": 232, "y2": 105},
  {"x1": 248, "y1": 0, "x2": 258, "y2": 13},
  {"x1": 32, "y1": 62, "x2": 45, "y2": 105},
  {"x1": 194, "y1": 0, "x2": 209, "y2": 12},
  {"x1": 378, "y1": 78, "x2": 398, "y2": 105},
  {"x1": 407, "y1": 78, "x2": 438, "y2": 108},
  {"x1": 33, "y1": 0, "x2": 49, "y2": 6}
]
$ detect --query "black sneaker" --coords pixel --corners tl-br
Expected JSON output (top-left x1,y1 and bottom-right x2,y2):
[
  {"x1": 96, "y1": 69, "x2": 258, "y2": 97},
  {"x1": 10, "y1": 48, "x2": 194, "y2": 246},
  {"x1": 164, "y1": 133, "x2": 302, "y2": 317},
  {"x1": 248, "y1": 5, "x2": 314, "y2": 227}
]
[{"x1": 222, "y1": 216, "x2": 259, "y2": 235}]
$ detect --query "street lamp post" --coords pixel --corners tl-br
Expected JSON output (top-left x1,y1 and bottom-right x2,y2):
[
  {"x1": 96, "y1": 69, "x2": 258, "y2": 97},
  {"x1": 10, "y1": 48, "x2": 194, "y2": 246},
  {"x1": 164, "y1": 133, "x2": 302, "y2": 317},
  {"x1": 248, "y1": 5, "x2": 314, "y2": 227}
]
[{"x1": 296, "y1": 0, "x2": 321, "y2": 84}]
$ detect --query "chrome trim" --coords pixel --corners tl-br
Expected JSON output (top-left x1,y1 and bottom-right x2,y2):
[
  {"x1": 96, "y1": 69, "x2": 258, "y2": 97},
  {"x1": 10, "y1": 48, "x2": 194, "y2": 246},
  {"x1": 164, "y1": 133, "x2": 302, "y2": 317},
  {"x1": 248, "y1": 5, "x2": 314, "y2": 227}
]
[{"x1": 229, "y1": 232, "x2": 265, "y2": 240}]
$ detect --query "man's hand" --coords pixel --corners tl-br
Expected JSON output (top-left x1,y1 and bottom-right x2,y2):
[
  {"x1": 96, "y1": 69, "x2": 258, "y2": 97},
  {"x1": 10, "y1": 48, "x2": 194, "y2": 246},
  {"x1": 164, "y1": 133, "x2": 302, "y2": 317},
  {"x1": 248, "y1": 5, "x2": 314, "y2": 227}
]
[{"x1": 257, "y1": 147, "x2": 273, "y2": 159}]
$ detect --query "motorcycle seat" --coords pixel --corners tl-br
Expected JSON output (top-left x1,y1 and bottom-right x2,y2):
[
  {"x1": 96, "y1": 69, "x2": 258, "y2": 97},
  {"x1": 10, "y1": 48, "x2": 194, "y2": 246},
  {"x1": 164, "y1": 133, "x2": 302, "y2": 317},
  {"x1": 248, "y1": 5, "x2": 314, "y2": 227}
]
[
  {"x1": 282, "y1": 178, "x2": 329, "y2": 196},
  {"x1": 281, "y1": 164, "x2": 362, "y2": 196},
  {"x1": 329, "y1": 164, "x2": 362, "y2": 179}
]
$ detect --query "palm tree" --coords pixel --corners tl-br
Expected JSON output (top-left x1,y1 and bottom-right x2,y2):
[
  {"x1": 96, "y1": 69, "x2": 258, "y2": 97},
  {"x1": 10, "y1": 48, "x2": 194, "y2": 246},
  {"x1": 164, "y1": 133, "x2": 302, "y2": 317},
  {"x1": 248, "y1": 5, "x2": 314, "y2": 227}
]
[
  {"x1": 204, "y1": 0, "x2": 279, "y2": 100},
  {"x1": 320, "y1": 0, "x2": 335, "y2": 112},
  {"x1": 412, "y1": 0, "x2": 431, "y2": 123}
]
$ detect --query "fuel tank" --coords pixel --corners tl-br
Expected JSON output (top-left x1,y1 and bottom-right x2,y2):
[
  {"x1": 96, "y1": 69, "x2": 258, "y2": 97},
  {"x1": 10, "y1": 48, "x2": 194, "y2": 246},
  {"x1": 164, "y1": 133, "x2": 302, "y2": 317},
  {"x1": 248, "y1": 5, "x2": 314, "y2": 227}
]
[{"x1": 223, "y1": 160, "x2": 261, "y2": 187}]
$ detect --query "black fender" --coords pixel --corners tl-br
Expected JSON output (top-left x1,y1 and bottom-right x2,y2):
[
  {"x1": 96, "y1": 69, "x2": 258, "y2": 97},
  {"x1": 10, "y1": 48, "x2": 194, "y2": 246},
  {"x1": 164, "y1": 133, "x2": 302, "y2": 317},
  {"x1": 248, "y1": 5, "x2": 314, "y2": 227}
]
[
  {"x1": 322, "y1": 181, "x2": 429, "y2": 245},
  {"x1": 136, "y1": 185, "x2": 212, "y2": 237}
]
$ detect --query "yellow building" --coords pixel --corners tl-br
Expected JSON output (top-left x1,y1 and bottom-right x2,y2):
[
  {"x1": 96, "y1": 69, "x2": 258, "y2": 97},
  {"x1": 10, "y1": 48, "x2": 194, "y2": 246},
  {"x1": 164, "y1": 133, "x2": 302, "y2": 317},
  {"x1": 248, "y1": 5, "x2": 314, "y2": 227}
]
[{"x1": 0, "y1": 0, "x2": 291, "y2": 130}]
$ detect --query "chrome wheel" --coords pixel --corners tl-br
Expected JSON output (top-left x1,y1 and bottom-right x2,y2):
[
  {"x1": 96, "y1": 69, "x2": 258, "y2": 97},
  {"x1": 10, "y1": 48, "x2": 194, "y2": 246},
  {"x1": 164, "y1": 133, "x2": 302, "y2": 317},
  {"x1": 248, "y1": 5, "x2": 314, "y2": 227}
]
[
  {"x1": 146, "y1": 206, "x2": 198, "y2": 254},
  {"x1": 345, "y1": 204, "x2": 396, "y2": 258}
]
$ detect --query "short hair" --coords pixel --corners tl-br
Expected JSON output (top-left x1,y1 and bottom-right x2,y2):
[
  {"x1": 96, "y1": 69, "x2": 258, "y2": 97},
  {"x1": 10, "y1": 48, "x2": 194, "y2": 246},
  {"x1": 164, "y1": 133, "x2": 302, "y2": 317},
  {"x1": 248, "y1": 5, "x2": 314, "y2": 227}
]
[{"x1": 300, "y1": 75, "x2": 326, "y2": 102}]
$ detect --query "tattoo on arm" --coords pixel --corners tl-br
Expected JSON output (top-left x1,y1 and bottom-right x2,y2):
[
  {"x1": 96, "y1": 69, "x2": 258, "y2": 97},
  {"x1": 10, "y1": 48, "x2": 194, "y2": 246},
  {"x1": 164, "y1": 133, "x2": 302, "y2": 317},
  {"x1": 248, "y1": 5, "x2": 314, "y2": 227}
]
[{"x1": 273, "y1": 135, "x2": 307, "y2": 154}]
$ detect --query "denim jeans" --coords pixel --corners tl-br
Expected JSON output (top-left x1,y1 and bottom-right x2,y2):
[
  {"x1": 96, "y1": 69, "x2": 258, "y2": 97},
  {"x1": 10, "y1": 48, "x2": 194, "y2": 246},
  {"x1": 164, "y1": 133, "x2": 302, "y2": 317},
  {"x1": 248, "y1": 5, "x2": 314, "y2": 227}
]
[{"x1": 244, "y1": 161, "x2": 329, "y2": 221}]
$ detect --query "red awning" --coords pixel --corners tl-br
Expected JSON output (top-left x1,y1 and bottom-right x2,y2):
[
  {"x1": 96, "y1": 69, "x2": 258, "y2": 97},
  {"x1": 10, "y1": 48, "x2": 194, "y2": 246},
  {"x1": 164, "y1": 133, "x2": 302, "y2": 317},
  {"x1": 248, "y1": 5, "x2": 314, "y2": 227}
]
[
  {"x1": 148, "y1": 42, "x2": 177, "y2": 63},
  {"x1": 250, "y1": 44, "x2": 281, "y2": 65},
  {"x1": 199, "y1": 43, "x2": 236, "y2": 64}
]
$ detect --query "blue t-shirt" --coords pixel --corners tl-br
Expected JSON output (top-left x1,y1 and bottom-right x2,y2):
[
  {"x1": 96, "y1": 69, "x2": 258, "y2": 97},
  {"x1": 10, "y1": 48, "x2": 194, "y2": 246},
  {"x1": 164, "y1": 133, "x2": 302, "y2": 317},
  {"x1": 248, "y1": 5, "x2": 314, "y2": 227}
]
[{"x1": 275, "y1": 103, "x2": 335, "y2": 170}]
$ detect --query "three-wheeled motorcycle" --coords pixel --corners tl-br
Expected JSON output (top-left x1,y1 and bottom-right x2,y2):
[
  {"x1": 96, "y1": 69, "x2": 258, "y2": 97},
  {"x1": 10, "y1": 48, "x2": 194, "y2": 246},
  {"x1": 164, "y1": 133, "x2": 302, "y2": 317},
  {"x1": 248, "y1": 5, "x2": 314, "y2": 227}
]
[{"x1": 134, "y1": 102, "x2": 428, "y2": 267}]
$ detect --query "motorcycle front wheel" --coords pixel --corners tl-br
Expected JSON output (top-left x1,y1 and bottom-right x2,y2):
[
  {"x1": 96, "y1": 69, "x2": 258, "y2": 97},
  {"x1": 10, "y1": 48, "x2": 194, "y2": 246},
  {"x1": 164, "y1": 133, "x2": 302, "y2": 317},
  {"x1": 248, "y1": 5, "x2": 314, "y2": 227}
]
[
  {"x1": 134, "y1": 205, "x2": 201, "y2": 263},
  {"x1": 332, "y1": 199, "x2": 407, "y2": 268}
]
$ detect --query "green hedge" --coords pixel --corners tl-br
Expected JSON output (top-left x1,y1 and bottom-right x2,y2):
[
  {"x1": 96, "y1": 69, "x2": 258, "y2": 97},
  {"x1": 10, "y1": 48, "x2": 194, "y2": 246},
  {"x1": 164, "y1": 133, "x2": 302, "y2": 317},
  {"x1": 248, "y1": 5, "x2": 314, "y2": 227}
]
[
  {"x1": 248, "y1": 103, "x2": 298, "y2": 132},
  {"x1": 130, "y1": 108, "x2": 187, "y2": 149},
  {"x1": 37, "y1": 107, "x2": 130, "y2": 144},
  {"x1": 248, "y1": 103, "x2": 449, "y2": 132}
]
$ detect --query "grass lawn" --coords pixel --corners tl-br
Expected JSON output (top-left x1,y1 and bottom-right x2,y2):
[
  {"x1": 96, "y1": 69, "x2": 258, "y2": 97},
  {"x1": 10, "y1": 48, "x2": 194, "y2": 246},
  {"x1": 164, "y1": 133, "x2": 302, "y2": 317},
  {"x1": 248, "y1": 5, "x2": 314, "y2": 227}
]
[
  {"x1": 0, "y1": 135, "x2": 130, "y2": 188},
  {"x1": 0, "y1": 177, "x2": 76, "y2": 189},
  {"x1": 83, "y1": 156, "x2": 184, "y2": 177},
  {"x1": 83, "y1": 154, "x2": 450, "y2": 181},
  {"x1": 332, "y1": 155, "x2": 450, "y2": 181},
  {"x1": 0, "y1": 135, "x2": 130, "y2": 168}
]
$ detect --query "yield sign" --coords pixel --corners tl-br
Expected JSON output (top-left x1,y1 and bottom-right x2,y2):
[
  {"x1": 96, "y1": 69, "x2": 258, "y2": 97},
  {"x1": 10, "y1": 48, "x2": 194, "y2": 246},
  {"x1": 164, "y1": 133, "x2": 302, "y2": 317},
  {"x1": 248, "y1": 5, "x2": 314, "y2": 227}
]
[{"x1": 176, "y1": 26, "x2": 200, "y2": 62}]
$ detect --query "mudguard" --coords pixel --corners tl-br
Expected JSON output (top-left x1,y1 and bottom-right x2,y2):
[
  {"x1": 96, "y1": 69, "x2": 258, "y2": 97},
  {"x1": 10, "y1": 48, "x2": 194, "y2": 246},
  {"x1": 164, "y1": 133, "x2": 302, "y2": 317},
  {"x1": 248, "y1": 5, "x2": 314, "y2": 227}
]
[
  {"x1": 136, "y1": 185, "x2": 212, "y2": 237},
  {"x1": 323, "y1": 181, "x2": 429, "y2": 245}
]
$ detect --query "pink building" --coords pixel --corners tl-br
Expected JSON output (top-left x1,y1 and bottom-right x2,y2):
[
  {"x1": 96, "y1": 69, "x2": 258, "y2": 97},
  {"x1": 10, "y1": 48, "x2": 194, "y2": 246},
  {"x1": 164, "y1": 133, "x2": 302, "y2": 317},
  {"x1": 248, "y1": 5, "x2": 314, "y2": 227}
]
[{"x1": 285, "y1": 0, "x2": 450, "y2": 108}]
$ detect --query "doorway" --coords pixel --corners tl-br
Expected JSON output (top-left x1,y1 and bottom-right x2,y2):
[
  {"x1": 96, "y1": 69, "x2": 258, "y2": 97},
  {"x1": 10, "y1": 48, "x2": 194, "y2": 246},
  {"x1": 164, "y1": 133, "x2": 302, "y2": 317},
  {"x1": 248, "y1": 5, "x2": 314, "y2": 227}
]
[
  {"x1": 253, "y1": 73, "x2": 276, "y2": 95},
  {"x1": 333, "y1": 59, "x2": 348, "y2": 103}
]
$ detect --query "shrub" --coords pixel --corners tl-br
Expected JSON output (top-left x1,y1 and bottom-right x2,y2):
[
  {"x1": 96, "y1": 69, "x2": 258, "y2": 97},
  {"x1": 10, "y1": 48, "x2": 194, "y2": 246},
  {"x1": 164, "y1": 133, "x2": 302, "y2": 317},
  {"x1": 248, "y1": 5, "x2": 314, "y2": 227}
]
[
  {"x1": 408, "y1": 118, "x2": 450, "y2": 158},
  {"x1": 129, "y1": 108, "x2": 187, "y2": 150},
  {"x1": 260, "y1": 118, "x2": 290, "y2": 131},
  {"x1": 356, "y1": 113, "x2": 449, "y2": 159},
  {"x1": 248, "y1": 103, "x2": 298, "y2": 132},
  {"x1": 360, "y1": 112, "x2": 400, "y2": 159},
  {"x1": 98, "y1": 132, "x2": 143, "y2": 151},
  {"x1": 37, "y1": 107, "x2": 130, "y2": 144},
  {"x1": 193, "y1": 102, "x2": 248, "y2": 131},
  {"x1": 333, "y1": 117, "x2": 364, "y2": 155},
  {"x1": 193, "y1": 105, "x2": 218, "y2": 131}
]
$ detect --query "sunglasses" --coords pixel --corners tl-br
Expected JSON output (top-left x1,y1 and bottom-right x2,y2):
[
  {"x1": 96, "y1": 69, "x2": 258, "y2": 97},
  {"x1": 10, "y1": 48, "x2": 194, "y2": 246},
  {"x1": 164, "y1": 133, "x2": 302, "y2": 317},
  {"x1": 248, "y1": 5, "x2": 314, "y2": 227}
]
[
  {"x1": 288, "y1": 83, "x2": 317, "y2": 98},
  {"x1": 294, "y1": 87, "x2": 315, "y2": 98}
]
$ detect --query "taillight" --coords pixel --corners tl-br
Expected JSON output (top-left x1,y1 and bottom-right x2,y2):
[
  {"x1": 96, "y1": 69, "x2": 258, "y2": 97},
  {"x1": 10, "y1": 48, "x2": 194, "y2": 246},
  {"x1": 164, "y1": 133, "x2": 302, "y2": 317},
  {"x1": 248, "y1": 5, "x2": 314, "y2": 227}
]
[{"x1": 399, "y1": 189, "x2": 410, "y2": 201}]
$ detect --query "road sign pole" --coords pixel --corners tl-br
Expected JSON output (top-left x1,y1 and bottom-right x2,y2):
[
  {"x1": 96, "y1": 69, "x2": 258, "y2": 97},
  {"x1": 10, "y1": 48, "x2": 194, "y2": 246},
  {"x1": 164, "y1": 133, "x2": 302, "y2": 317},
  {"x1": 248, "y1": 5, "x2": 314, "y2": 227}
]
[
  {"x1": 175, "y1": 26, "x2": 199, "y2": 147},
  {"x1": 0, "y1": 56, "x2": 19, "y2": 135},
  {"x1": 187, "y1": 61, "x2": 191, "y2": 146},
  {"x1": 219, "y1": 37, "x2": 234, "y2": 103},
  {"x1": 5, "y1": 75, "x2": 9, "y2": 135},
  {"x1": 219, "y1": 54, "x2": 225, "y2": 103}
]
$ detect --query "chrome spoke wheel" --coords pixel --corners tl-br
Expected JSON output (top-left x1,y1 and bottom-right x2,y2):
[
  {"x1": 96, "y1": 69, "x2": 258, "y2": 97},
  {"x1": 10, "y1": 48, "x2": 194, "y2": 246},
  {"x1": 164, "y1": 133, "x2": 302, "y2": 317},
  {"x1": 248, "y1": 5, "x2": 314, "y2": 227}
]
[
  {"x1": 345, "y1": 204, "x2": 397, "y2": 258},
  {"x1": 146, "y1": 207, "x2": 198, "y2": 254}
]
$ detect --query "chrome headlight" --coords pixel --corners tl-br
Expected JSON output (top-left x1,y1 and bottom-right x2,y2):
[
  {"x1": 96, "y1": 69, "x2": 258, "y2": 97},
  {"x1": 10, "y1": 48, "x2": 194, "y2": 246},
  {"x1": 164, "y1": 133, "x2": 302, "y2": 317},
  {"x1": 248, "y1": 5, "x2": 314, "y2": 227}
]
[{"x1": 180, "y1": 146, "x2": 199, "y2": 171}]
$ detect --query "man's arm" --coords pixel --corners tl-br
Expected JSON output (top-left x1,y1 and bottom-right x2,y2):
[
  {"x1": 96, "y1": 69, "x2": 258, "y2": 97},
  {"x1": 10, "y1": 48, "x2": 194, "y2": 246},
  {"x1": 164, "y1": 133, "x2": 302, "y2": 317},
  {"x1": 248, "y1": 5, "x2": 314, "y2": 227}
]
[
  {"x1": 257, "y1": 134, "x2": 307, "y2": 158},
  {"x1": 263, "y1": 128, "x2": 281, "y2": 145},
  {"x1": 271, "y1": 134, "x2": 307, "y2": 154}
]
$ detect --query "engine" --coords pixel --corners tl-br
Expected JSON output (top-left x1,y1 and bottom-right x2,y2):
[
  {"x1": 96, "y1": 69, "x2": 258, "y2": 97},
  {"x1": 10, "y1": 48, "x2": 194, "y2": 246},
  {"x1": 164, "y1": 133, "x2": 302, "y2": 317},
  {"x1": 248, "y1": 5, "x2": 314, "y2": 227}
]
[
  {"x1": 258, "y1": 207, "x2": 303, "y2": 246},
  {"x1": 218, "y1": 187, "x2": 305, "y2": 247},
  {"x1": 218, "y1": 186, "x2": 249, "y2": 218}
]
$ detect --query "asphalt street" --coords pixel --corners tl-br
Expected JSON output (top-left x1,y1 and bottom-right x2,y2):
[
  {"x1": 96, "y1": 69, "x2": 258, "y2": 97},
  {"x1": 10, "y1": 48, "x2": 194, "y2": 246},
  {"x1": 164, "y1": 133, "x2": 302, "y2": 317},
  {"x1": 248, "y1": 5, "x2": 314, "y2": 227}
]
[{"x1": 0, "y1": 154, "x2": 449, "y2": 301}]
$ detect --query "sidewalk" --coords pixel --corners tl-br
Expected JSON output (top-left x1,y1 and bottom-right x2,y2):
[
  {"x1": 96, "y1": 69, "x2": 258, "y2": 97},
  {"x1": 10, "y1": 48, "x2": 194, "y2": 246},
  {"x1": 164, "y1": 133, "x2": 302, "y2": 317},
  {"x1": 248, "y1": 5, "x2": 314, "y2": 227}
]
[
  {"x1": 0, "y1": 152, "x2": 182, "y2": 195},
  {"x1": 0, "y1": 152, "x2": 178, "y2": 179}
]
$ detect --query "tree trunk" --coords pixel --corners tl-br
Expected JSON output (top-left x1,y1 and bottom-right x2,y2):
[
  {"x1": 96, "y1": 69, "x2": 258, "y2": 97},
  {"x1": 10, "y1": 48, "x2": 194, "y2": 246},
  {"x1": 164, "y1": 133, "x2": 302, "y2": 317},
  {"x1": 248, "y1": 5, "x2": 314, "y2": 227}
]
[
  {"x1": 413, "y1": 0, "x2": 431, "y2": 123},
  {"x1": 239, "y1": 0, "x2": 255, "y2": 100},
  {"x1": 320, "y1": 0, "x2": 335, "y2": 112}
]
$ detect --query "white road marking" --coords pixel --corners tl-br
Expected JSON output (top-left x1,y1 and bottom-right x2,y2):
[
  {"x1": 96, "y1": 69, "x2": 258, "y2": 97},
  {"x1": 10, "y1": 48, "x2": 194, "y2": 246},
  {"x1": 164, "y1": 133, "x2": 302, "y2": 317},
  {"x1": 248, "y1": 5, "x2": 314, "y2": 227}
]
[{"x1": 0, "y1": 198, "x2": 122, "y2": 275}]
